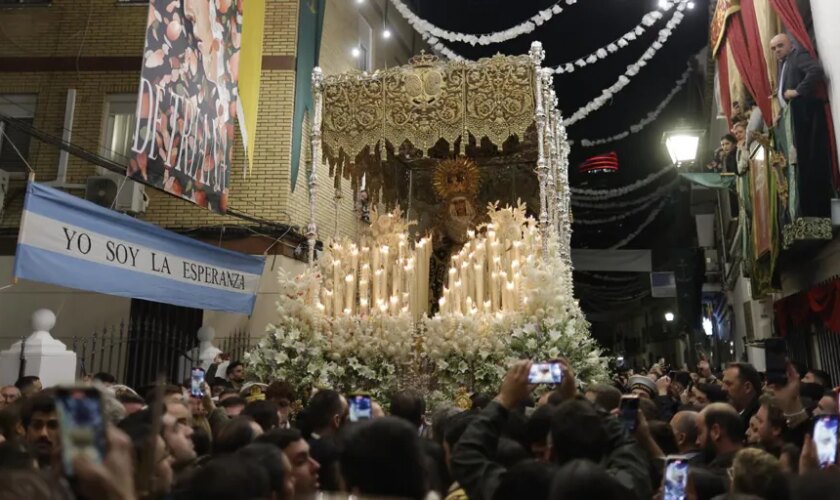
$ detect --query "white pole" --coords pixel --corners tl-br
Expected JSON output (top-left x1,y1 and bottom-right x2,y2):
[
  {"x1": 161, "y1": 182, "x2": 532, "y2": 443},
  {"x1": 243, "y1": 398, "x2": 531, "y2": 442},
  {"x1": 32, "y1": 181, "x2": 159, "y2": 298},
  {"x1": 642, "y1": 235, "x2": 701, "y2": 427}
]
[{"x1": 308, "y1": 68, "x2": 324, "y2": 266}]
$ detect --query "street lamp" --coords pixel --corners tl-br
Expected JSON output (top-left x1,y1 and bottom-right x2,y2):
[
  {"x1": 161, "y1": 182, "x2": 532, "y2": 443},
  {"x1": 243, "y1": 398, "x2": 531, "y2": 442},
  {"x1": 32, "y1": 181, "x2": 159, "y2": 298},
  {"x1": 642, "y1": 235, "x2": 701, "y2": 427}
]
[
  {"x1": 703, "y1": 317, "x2": 713, "y2": 336},
  {"x1": 662, "y1": 126, "x2": 705, "y2": 168},
  {"x1": 665, "y1": 312, "x2": 675, "y2": 322}
]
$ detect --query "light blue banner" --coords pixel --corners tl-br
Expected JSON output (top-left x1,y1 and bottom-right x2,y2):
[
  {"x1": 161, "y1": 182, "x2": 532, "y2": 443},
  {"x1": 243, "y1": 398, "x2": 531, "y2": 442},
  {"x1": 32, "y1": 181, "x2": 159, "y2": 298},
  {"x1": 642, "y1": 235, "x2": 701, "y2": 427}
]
[{"x1": 14, "y1": 182, "x2": 265, "y2": 315}]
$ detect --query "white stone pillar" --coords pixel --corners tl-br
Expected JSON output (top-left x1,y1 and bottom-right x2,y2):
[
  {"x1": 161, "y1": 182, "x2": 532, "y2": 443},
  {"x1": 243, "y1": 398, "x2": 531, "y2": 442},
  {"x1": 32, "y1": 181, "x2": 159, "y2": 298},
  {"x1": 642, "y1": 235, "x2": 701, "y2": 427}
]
[
  {"x1": 0, "y1": 309, "x2": 77, "y2": 387},
  {"x1": 810, "y1": 0, "x2": 840, "y2": 172}
]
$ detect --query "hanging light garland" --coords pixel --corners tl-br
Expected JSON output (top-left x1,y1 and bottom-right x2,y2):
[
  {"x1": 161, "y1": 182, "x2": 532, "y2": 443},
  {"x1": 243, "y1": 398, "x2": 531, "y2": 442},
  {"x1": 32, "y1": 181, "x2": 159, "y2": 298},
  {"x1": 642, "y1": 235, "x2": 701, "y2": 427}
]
[
  {"x1": 573, "y1": 61, "x2": 694, "y2": 147},
  {"x1": 572, "y1": 166, "x2": 674, "y2": 199},
  {"x1": 552, "y1": 1, "x2": 684, "y2": 74},
  {"x1": 608, "y1": 197, "x2": 670, "y2": 249},
  {"x1": 426, "y1": 1, "x2": 686, "y2": 76},
  {"x1": 561, "y1": 2, "x2": 688, "y2": 126},
  {"x1": 573, "y1": 193, "x2": 665, "y2": 225},
  {"x1": 572, "y1": 177, "x2": 679, "y2": 209},
  {"x1": 388, "y1": 0, "x2": 581, "y2": 47}
]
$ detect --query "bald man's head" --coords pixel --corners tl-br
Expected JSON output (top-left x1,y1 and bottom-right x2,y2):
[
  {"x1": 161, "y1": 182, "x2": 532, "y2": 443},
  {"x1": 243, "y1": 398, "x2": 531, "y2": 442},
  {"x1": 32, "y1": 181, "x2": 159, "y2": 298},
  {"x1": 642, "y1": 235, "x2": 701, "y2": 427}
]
[
  {"x1": 696, "y1": 403, "x2": 744, "y2": 460},
  {"x1": 670, "y1": 411, "x2": 699, "y2": 453},
  {"x1": 771, "y1": 33, "x2": 793, "y2": 61}
]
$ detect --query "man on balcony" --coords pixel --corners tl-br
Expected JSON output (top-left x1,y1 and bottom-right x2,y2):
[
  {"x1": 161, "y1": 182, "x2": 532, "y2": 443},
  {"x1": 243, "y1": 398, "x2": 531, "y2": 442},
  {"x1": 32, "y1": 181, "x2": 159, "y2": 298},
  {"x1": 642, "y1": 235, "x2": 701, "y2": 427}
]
[{"x1": 771, "y1": 33, "x2": 832, "y2": 219}]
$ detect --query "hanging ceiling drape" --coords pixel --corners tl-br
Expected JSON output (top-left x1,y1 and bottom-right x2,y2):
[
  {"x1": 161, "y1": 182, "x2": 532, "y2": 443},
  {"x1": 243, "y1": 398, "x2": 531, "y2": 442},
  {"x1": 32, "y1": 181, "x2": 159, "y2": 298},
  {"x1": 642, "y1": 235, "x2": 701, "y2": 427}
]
[
  {"x1": 775, "y1": 278, "x2": 840, "y2": 336},
  {"x1": 718, "y1": 48, "x2": 733, "y2": 127},
  {"x1": 768, "y1": 0, "x2": 840, "y2": 189},
  {"x1": 729, "y1": 1, "x2": 774, "y2": 126}
]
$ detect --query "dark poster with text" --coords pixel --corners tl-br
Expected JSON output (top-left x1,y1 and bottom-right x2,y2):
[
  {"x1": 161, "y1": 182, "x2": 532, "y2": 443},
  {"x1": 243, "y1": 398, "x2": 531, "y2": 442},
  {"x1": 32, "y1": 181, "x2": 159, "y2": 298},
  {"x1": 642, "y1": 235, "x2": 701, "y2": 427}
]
[{"x1": 130, "y1": 0, "x2": 243, "y2": 213}]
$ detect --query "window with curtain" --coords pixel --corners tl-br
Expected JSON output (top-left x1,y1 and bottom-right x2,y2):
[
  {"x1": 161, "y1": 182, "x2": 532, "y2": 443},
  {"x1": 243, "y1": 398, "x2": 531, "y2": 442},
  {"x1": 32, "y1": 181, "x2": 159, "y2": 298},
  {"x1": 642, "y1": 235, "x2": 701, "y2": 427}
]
[
  {"x1": 102, "y1": 94, "x2": 137, "y2": 164},
  {"x1": 0, "y1": 94, "x2": 37, "y2": 175}
]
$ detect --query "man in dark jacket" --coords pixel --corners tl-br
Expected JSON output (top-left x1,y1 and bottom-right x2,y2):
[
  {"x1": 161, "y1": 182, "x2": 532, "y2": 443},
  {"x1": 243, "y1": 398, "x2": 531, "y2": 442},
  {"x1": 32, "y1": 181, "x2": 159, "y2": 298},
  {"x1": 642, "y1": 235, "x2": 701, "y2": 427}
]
[
  {"x1": 770, "y1": 32, "x2": 832, "y2": 217},
  {"x1": 450, "y1": 360, "x2": 652, "y2": 500},
  {"x1": 772, "y1": 33, "x2": 823, "y2": 107}
]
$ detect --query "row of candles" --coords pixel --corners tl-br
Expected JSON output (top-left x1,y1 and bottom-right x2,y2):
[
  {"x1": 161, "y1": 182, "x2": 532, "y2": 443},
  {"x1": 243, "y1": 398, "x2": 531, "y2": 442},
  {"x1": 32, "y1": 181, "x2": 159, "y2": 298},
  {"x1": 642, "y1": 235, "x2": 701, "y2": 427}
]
[
  {"x1": 317, "y1": 234, "x2": 433, "y2": 319},
  {"x1": 438, "y1": 224, "x2": 540, "y2": 317}
]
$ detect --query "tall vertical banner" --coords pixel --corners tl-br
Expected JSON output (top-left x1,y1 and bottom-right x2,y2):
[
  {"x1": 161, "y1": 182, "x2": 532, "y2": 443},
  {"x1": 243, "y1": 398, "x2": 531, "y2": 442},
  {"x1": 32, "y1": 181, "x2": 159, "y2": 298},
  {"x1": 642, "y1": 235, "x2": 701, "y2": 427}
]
[
  {"x1": 751, "y1": 146, "x2": 772, "y2": 258},
  {"x1": 238, "y1": 0, "x2": 266, "y2": 176},
  {"x1": 129, "y1": 0, "x2": 243, "y2": 213},
  {"x1": 290, "y1": 0, "x2": 326, "y2": 191}
]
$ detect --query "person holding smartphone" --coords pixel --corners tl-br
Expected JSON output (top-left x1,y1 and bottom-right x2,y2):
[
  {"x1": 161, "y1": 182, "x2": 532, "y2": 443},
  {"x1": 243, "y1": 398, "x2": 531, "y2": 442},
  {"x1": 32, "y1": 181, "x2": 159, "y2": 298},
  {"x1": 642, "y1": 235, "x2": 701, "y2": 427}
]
[{"x1": 449, "y1": 359, "x2": 653, "y2": 500}]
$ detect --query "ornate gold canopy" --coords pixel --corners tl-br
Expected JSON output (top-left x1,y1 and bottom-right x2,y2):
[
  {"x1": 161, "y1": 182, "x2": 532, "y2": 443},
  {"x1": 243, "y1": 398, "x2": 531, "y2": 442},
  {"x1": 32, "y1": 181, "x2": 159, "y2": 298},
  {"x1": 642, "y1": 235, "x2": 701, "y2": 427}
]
[
  {"x1": 320, "y1": 52, "x2": 536, "y2": 167},
  {"x1": 306, "y1": 42, "x2": 573, "y2": 280}
]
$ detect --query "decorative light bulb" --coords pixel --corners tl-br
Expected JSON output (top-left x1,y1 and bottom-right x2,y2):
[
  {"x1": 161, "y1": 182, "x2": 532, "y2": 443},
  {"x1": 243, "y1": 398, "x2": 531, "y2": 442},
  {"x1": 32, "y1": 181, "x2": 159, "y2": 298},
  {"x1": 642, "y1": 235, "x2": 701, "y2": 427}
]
[
  {"x1": 382, "y1": 28, "x2": 392, "y2": 39},
  {"x1": 351, "y1": 47, "x2": 361, "y2": 58}
]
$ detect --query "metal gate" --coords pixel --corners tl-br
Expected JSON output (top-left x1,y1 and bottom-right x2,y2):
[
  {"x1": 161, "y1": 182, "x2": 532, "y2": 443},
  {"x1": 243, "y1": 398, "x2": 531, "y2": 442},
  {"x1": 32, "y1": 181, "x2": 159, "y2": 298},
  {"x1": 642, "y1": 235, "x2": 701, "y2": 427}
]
[{"x1": 814, "y1": 327, "x2": 840, "y2": 388}]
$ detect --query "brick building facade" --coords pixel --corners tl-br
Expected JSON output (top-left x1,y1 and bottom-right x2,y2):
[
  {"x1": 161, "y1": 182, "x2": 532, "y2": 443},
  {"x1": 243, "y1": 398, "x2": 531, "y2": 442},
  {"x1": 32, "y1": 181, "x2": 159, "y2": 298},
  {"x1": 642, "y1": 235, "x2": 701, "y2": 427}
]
[{"x1": 0, "y1": 0, "x2": 419, "y2": 345}]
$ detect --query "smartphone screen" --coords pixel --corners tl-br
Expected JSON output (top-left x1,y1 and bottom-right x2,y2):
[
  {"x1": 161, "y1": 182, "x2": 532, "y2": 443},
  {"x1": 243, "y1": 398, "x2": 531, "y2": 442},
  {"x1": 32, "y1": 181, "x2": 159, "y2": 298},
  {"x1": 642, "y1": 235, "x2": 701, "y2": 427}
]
[
  {"x1": 191, "y1": 368, "x2": 206, "y2": 398},
  {"x1": 663, "y1": 457, "x2": 689, "y2": 500},
  {"x1": 55, "y1": 388, "x2": 107, "y2": 476},
  {"x1": 349, "y1": 394, "x2": 372, "y2": 422},
  {"x1": 814, "y1": 415, "x2": 839, "y2": 468},
  {"x1": 765, "y1": 338, "x2": 787, "y2": 386},
  {"x1": 528, "y1": 362, "x2": 563, "y2": 384},
  {"x1": 619, "y1": 395, "x2": 640, "y2": 433}
]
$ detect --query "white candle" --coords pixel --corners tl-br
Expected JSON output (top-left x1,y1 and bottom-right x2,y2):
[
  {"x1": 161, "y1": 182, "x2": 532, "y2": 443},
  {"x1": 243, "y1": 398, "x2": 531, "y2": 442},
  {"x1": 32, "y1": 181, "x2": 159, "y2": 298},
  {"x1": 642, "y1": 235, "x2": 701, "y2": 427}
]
[
  {"x1": 325, "y1": 290, "x2": 333, "y2": 317},
  {"x1": 474, "y1": 264, "x2": 483, "y2": 307},
  {"x1": 389, "y1": 295, "x2": 399, "y2": 315},
  {"x1": 360, "y1": 297, "x2": 369, "y2": 316},
  {"x1": 350, "y1": 247, "x2": 359, "y2": 280},
  {"x1": 491, "y1": 272, "x2": 499, "y2": 312},
  {"x1": 405, "y1": 263, "x2": 415, "y2": 318},
  {"x1": 360, "y1": 264, "x2": 370, "y2": 300},
  {"x1": 333, "y1": 260, "x2": 342, "y2": 318},
  {"x1": 345, "y1": 274, "x2": 355, "y2": 314},
  {"x1": 373, "y1": 269, "x2": 383, "y2": 305},
  {"x1": 393, "y1": 259, "x2": 401, "y2": 297},
  {"x1": 460, "y1": 261, "x2": 470, "y2": 308},
  {"x1": 439, "y1": 296, "x2": 447, "y2": 315},
  {"x1": 381, "y1": 245, "x2": 390, "y2": 299}
]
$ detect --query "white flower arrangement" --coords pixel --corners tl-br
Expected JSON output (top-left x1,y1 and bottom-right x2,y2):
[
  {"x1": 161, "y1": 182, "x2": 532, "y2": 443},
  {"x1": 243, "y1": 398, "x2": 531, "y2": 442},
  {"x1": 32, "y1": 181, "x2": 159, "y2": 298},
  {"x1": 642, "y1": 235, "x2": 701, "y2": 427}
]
[{"x1": 247, "y1": 209, "x2": 609, "y2": 407}]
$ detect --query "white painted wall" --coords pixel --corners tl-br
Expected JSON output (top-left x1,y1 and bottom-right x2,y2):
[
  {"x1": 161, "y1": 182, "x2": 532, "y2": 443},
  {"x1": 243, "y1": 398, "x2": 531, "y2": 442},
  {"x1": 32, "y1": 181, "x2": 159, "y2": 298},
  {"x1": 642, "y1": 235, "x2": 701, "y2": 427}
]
[
  {"x1": 811, "y1": 0, "x2": 840, "y2": 178},
  {"x1": 0, "y1": 256, "x2": 131, "y2": 351},
  {"x1": 202, "y1": 255, "x2": 308, "y2": 339}
]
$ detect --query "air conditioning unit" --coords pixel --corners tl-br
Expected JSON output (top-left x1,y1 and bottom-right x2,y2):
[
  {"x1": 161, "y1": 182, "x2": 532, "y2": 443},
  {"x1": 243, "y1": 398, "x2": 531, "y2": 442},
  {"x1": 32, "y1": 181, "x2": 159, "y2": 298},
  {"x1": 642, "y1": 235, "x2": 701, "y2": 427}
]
[
  {"x1": 0, "y1": 169, "x2": 10, "y2": 213},
  {"x1": 85, "y1": 171, "x2": 147, "y2": 214}
]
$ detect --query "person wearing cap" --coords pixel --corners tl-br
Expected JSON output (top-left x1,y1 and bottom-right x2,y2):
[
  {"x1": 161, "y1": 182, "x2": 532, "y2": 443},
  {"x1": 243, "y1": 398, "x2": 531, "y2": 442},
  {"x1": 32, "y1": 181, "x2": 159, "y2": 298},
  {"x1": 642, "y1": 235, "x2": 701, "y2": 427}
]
[{"x1": 628, "y1": 375, "x2": 657, "y2": 399}]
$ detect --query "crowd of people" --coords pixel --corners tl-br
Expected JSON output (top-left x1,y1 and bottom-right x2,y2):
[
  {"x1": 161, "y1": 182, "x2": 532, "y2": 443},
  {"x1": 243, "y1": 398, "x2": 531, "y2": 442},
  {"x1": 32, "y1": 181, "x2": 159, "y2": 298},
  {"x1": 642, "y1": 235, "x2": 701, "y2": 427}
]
[{"x1": 0, "y1": 352, "x2": 839, "y2": 500}]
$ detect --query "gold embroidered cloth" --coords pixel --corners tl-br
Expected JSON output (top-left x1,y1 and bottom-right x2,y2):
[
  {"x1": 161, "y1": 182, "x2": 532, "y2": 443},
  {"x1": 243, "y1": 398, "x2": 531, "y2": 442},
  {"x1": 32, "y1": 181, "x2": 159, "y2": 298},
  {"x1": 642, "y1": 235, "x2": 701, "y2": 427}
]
[{"x1": 320, "y1": 53, "x2": 536, "y2": 165}]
